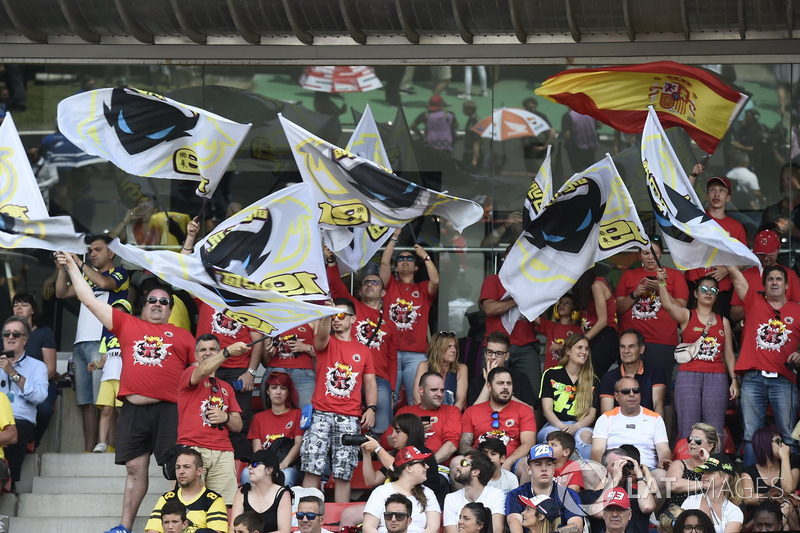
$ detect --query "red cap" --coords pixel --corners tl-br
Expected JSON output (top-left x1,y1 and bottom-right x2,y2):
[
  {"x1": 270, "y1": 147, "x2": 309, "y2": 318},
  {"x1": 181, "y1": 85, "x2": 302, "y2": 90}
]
[
  {"x1": 428, "y1": 95, "x2": 444, "y2": 111},
  {"x1": 707, "y1": 176, "x2": 731, "y2": 191},
  {"x1": 603, "y1": 488, "x2": 631, "y2": 510},
  {"x1": 394, "y1": 446, "x2": 431, "y2": 468},
  {"x1": 753, "y1": 230, "x2": 780, "y2": 255}
]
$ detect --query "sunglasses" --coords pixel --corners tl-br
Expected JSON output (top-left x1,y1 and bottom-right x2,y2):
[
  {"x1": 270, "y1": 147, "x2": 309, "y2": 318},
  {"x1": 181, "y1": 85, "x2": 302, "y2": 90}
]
[
  {"x1": 484, "y1": 348, "x2": 508, "y2": 359},
  {"x1": 396, "y1": 256, "x2": 415, "y2": 262},
  {"x1": 491, "y1": 411, "x2": 500, "y2": 429},
  {"x1": 384, "y1": 512, "x2": 409, "y2": 521},
  {"x1": 209, "y1": 376, "x2": 219, "y2": 394},
  {"x1": 774, "y1": 436, "x2": 784, "y2": 445},
  {"x1": 687, "y1": 436, "x2": 704, "y2": 445},
  {"x1": 362, "y1": 279, "x2": 382, "y2": 286},
  {"x1": 296, "y1": 512, "x2": 319, "y2": 521},
  {"x1": 616, "y1": 388, "x2": 640, "y2": 395},
  {"x1": 249, "y1": 461, "x2": 263, "y2": 468},
  {"x1": 1, "y1": 331, "x2": 23, "y2": 339},
  {"x1": 438, "y1": 331, "x2": 456, "y2": 337},
  {"x1": 698, "y1": 285, "x2": 719, "y2": 295},
  {"x1": 460, "y1": 459, "x2": 473, "y2": 467},
  {"x1": 333, "y1": 312, "x2": 354, "y2": 320},
  {"x1": 147, "y1": 297, "x2": 170, "y2": 306}
]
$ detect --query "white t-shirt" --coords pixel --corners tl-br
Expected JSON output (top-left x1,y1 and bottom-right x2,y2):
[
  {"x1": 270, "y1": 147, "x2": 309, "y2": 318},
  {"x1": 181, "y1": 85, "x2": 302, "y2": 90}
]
[
  {"x1": 726, "y1": 166, "x2": 761, "y2": 195},
  {"x1": 682, "y1": 494, "x2": 743, "y2": 533},
  {"x1": 364, "y1": 482, "x2": 441, "y2": 533},
  {"x1": 487, "y1": 469, "x2": 519, "y2": 495},
  {"x1": 592, "y1": 406, "x2": 668, "y2": 469},
  {"x1": 443, "y1": 485, "x2": 506, "y2": 526}
]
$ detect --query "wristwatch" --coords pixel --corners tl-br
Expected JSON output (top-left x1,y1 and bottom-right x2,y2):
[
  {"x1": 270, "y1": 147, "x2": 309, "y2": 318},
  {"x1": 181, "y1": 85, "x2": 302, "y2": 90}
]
[
  {"x1": 366, "y1": 405, "x2": 377, "y2": 412},
  {"x1": 11, "y1": 374, "x2": 20, "y2": 384},
  {"x1": 247, "y1": 368, "x2": 257, "y2": 377}
]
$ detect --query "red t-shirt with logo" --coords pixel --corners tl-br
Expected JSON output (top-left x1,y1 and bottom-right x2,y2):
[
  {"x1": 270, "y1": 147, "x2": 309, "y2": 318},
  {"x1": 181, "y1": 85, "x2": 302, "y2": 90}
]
[
  {"x1": 461, "y1": 400, "x2": 536, "y2": 457},
  {"x1": 616, "y1": 266, "x2": 689, "y2": 346},
  {"x1": 248, "y1": 408, "x2": 304, "y2": 447},
  {"x1": 195, "y1": 301, "x2": 255, "y2": 369},
  {"x1": 177, "y1": 367, "x2": 241, "y2": 451},
  {"x1": 480, "y1": 274, "x2": 538, "y2": 346},
  {"x1": 679, "y1": 312, "x2": 727, "y2": 374},
  {"x1": 383, "y1": 277, "x2": 432, "y2": 353},
  {"x1": 395, "y1": 403, "x2": 462, "y2": 456},
  {"x1": 112, "y1": 309, "x2": 195, "y2": 402},
  {"x1": 730, "y1": 267, "x2": 800, "y2": 306},
  {"x1": 267, "y1": 325, "x2": 315, "y2": 370},
  {"x1": 311, "y1": 336, "x2": 375, "y2": 417},
  {"x1": 538, "y1": 319, "x2": 583, "y2": 370}
]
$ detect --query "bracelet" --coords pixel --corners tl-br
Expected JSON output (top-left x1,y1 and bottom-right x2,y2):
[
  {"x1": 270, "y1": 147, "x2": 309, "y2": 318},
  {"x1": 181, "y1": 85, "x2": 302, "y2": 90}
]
[
  {"x1": 390, "y1": 238, "x2": 399, "y2": 243},
  {"x1": 225, "y1": 412, "x2": 230, "y2": 424},
  {"x1": 658, "y1": 282, "x2": 667, "y2": 287},
  {"x1": 182, "y1": 246, "x2": 192, "y2": 252},
  {"x1": 79, "y1": 262, "x2": 85, "y2": 272},
  {"x1": 629, "y1": 291, "x2": 637, "y2": 299},
  {"x1": 690, "y1": 172, "x2": 698, "y2": 177},
  {"x1": 374, "y1": 445, "x2": 383, "y2": 454}
]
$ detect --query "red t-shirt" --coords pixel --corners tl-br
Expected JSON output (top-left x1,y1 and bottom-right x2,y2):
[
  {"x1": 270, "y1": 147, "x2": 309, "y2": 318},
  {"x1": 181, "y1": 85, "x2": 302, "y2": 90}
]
[
  {"x1": 311, "y1": 336, "x2": 375, "y2": 417},
  {"x1": 395, "y1": 403, "x2": 462, "y2": 456},
  {"x1": 679, "y1": 312, "x2": 727, "y2": 374},
  {"x1": 735, "y1": 288, "x2": 800, "y2": 381},
  {"x1": 554, "y1": 459, "x2": 585, "y2": 489},
  {"x1": 581, "y1": 277, "x2": 617, "y2": 333},
  {"x1": 730, "y1": 267, "x2": 800, "y2": 306},
  {"x1": 480, "y1": 274, "x2": 537, "y2": 345},
  {"x1": 267, "y1": 325, "x2": 315, "y2": 370},
  {"x1": 616, "y1": 266, "x2": 689, "y2": 346},
  {"x1": 327, "y1": 264, "x2": 398, "y2": 386},
  {"x1": 685, "y1": 214, "x2": 747, "y2": 291},
  {"x1": 248, "y1": 408, "x2": 304, "y2": 447},
  {"x1": 461, "y1": 401, "x2": 536, "y2": 457},
  {"x1": 112, "y1": 309, "x2": 195, "y2": 402},
  {"x1": 194, "y1": 301, "x2": 255, "y2": 369},
  {"x1": 538, "y1": 319, "x2": 583, "y2": 370},
  {"x1": 177, "y1": 367, "x2": 241, "y2": 451},
  {"x1": 383, "y1": 277, "x2": 432, "y2": 353}
]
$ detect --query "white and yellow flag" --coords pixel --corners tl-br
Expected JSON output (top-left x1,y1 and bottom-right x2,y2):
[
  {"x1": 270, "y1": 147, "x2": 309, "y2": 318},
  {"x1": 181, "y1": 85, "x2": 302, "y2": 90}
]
[
  {"x1": 499, "y1": 155, "x2": 649, "y2": 321},
  {"x1": 642, "y1": 106, "x2": 760, "y2": 271},
  {"x1": 57, "y1": 87, "x2": 251, "y2": 198},
  {"x1": 280, "y1": 114, "x2": 484, "y2": 234},
  {"x1": 522, "y1": 145, "x2": 554, "y2": 228},
  {"x1": 0, "y1": 113, "x2": 86, "y2": 252},
  {"x1": 110, "y1": 183, "x2": 336, "y2": 336}
]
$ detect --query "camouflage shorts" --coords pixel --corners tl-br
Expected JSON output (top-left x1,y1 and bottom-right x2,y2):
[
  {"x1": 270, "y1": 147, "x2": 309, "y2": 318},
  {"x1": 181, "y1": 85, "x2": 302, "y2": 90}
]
[{"x1": 300, "y1": 410, "x2": 360, "y2": 480}]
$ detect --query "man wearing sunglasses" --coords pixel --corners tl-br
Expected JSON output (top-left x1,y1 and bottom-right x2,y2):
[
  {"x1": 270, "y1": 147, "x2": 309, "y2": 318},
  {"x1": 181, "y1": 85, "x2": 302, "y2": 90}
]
[
  {"x1": 56, "y1": 251, "x2": 195, "y2": 533},
  {"x1": 296, "y1": 496, "x2": 333, "y2": 533},
  {"x1": 384, "y1": 493, "x2": 414, "y2": 533},
  {"x1": 443, "y1": 450, "x2": 505, "y2": 533},
  {"x1": 55, "y1": 235, "x2": 129, "y2": 453}
]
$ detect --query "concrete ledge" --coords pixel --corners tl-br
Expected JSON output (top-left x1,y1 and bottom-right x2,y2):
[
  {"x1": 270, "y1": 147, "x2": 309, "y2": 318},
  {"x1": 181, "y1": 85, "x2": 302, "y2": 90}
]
[
  {"x1": 40, "y1": 452, "x2": 163, "y2": 478},
  {"x1": 32, "y1": 475, "x2": 173, "y2": 494},
  {"x1": 9, "y1": 516, "x2": 150, "y2": 533},
  {"x1": 17, "y1": 492, "x2": 162, "y2": 517}
]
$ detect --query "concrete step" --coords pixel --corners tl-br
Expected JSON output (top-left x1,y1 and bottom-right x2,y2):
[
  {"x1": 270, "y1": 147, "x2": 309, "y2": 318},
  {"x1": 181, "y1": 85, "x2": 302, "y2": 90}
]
[
  {"x1": 17, "y1": 492, "x2": 162, "y2": 517},
  {"x1": 32, "y1": 475, "x2": 173, "y2": 494},
  {"x1": 39, "y1": 452, "x2": 164, "y2": 478},
  {"x1": 9, "y1": 516, "x2": 150, "y2": 533}
]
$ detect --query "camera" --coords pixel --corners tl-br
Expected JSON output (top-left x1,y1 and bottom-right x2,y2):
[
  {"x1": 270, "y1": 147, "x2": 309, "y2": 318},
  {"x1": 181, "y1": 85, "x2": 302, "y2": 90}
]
[
  {"x1": 341, "y1": 434, "x2": 369, "y2": 446},
  {"x1": 622, "y1": 460, "x2": 634, "y2": 477}
]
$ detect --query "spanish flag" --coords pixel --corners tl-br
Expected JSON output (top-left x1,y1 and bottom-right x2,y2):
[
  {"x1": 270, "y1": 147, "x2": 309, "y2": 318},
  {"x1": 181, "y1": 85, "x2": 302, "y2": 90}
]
[{"x1": 535, "y1": 61, "x2": 749, "y2": 153}]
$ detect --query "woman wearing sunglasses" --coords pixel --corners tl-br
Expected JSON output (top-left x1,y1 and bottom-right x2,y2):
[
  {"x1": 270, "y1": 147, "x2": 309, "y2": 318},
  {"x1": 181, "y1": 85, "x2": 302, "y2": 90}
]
[
  {"x1": 658, "y1": 272, "x2": 738, "y2": 442},
  {"x1": 681, "y1": 453, "x2": 743, "y2": 533},
  {"x1": 247, "y1": 371, "x2": 303, "y2": 487},
  {"x1": 740, "y1": 425, "x2": 800, "y2": 530},
  {"x1": 230, "y1": 448, "x2": 292, "y2": 533},
  {"x1": 537, "y1": 334, "x2": 599, "y2": 459},
  {"x1": 412, "y1": 332, "x2": 467, "y2": 410},
  {"x1": 665, "y1": 423, "x2": 720, "y2": 507}
]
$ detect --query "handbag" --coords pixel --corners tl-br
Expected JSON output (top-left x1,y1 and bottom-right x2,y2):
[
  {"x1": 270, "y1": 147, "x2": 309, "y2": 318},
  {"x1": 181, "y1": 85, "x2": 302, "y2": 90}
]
[{"x1": 674, "y1": 314, "x2": 712, "y2": 364}]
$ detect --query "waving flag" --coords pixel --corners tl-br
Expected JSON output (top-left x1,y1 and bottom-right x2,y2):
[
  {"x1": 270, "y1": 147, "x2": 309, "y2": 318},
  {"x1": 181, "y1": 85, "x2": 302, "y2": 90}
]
[
  {"x1": 57, "y1": 87, "x2": 251, "y2": 198},
  {"x1": 522, "y1": 145, "x2": 554, "y2": 228},
  {"x1": 500, "y1": 155, "x2": 649, "y2": 321},
  {"x1": 110, "y1": 183, "x2": 337, "y2": 335},
  {"x1": 642, "y1": 107, "x2": 760, "y2": 272},
  {"x1": 280, "y1": 114, "x2": 483, "y2": 234},
  {"x1": 535, "y1": 61, "x2": 749, "y2": 153},
  {"x1": 0, "y1": 113, "x2": 86, "y2": 252}
]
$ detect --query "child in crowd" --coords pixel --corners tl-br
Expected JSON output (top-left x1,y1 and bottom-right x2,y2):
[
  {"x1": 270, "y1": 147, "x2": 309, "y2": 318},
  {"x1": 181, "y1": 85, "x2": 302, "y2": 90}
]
[
  {"x1": 160, "y1": 500, "x2": 189, "y2": 533},
  {"x1": 534, "y1": 293, "x2": 583, "y2": 370},
  {"x1": 233, "y1": 511, "x2": 263, "y2": 533},
  {"x1": 547, "y1": 431, "x2": 584, "y2": 492},
  {"x1": 476, "y1": 437, "x2": 519, "y2": 495},
  {"x1": 88, "y1": 298, "x2": 131, "y2": 453}
]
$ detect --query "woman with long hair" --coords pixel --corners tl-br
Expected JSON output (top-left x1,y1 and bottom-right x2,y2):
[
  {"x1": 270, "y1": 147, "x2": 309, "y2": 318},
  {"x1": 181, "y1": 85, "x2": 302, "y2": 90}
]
[
  {"x1": 230, "y1": 449, "x2": 292, "y2": 533},
  {"x1": 534, "y1": 293, "x2": 583, "y2": 371},
  {"x1": 457, "y1": 503, "x2": 492, "y2": 533},
  {"x1": 658, "y1": 273, "x2": 738, "y2": 441},
  {"x1": 665, "y1": 423, "x2": 721, "y2": 507},
  {"x1": 537, "y1": 334, "x2": 599, "y2": 459},
  {"x1": 673, "y1": 509, "x2": 716, "y2": 533},
  {"x1": 247, "y1": 371, "x2": 303, "y2": 487},
  {"x1": 412, "y1": 331, "x2": 467, "y2": 409},
  {"x1": 518, "y1": 494, "x2": 560, "y2": 533},
  {"x1": 362, "y1": 446, "x2": 442, "y2": 533},
  {"x1": 681, "y1": 453, "x2": 743, "y2": 533},
  {"x1": 573, "y1": 267, "x2": 618, "y2": 376}
]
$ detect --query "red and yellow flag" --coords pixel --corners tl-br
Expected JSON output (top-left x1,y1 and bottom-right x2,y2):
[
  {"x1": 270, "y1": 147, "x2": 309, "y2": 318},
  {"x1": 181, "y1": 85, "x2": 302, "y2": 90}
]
[{"x1": 535, "y1": 61, "x2": 749, "y2": 153}]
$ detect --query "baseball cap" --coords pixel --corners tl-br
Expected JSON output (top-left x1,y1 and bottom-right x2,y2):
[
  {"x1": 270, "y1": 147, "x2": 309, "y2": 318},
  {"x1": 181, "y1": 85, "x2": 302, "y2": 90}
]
[
  {"x1": 518, "y1": 494, "x2": 560, "y2": 521},
  {"x1": 394, "y1": 446, "x2": 431, "y2": 468},
  {"x1": 694, "y1": 453, "x2": 735, "y2": 474},
  {"x1": 248, "y1": 449, "x2": 281, "y2": 470},
  {"x1": 603, "y1": 488, "x2": 631, "y2": 510},
  {"x1": 111, "y1": 299, "x2": 132, "y2": 314},
  {"x1": 753, "y1": 230, "x2": 780, "y2": 255},
  {"x1": 428, "y1": 95, "x2": 444, "y2": 111},
  {"x1": 528, "y1": 444, "x2": 555, "y2": 462},
  {"x1": 707, "y1": 176, "x2": 731, "y2": 191}
]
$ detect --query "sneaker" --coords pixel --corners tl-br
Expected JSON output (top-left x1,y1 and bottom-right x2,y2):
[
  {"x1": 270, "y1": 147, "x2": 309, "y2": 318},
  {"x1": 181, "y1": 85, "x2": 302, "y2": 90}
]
[
  {"x1": 93, "y1": 442, "x2": 107, "y2": 453},
  {"x1": 104, "y1": 525, "x2": 131, "y2": 533},
  {"x1": 480, "y1": 90, "x2": 489, "y2": 97},
  {"x1": 457, "y1": 93, "x2": 471, "y2": 100}
]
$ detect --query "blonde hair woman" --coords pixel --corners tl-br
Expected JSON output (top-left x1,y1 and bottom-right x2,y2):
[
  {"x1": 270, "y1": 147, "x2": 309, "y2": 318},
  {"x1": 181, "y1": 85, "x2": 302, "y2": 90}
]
[{"x1": 412, "y1": 331, "x2": 468, "y2": 409}]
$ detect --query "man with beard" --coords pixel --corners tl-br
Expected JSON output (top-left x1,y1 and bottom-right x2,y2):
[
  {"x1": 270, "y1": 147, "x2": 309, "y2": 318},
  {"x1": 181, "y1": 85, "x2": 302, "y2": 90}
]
[
  {"x1": 443, "y1": 450, "x2": 505, "y2": 533},
  {"x1": 459, "y1": 367, "x2": 536, "y2": 472},
  {"x1": 145, "y1": 448, "x2": 228, "y2": 533}
]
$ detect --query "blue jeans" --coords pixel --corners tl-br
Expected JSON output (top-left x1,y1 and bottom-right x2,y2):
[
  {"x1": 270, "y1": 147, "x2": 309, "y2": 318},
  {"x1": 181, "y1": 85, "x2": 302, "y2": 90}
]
[
  {"x1": 241, "y1": 465, "x2": 302, "y2": 487},
  {"x1": 73, "y1": 341, "x2": 101, "y2": 405},
  {"x1": 740, "y1": 370, "x2": 799, "y2": 466},
  {"x1": 264, "y1": 367, "x2": 316, "y2": 408},
  {"x1": 35, "y1": 381, "x2": 60, "y2": 447},
  {"x1": 374, "y1": 377, "x2": 394, "y2": 434},
  {"x1": 396, "y1": 351, "x2": 427, "y2": 404},
  {"x1": 537, "y1": 421, "x2": 593, "y2": 460}
]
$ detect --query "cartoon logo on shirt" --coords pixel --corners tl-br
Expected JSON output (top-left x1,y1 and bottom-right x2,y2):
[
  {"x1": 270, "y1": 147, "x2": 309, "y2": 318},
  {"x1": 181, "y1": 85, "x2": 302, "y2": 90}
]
[
  {"x1": 355, "y1": 318, "x2": 386, "y2": 349},
  {"x1": 756, "y1": 319, "x2": 789, "y2": 351},
  {"x1": 631, "y1": 292, "x2": 661, "y2": 320},
  {"x1": 696, "y1": 336, "x2": 719, "y2": 362},
  {"x1": 212, "y1": 311, "x2": 242, "y2": 337},
  {"x1": 274, "y1": 333, "x2": 299, "y2": 359},
  {"x1": 478, "y1": 430, "x2": 510, "y2": 447},
  {"x1": 389, "y1": 298, "x2": 419, "y2": 330},
  {"x1": 132, "y1": 335, "x2": 171, "y2": 366},
  {"x1": 325, "y1": 362, "x2": 359, "y2": 398},
  {"x1": 262, "y1": 433, "x2": 287, "y2": 448},
  {"x1": 200, "y1": 395, "x2": 227, "y2": 427}
]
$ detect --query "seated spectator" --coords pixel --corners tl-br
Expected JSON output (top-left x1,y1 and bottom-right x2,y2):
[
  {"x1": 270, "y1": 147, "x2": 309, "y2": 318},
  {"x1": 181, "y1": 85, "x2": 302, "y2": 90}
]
[
  {"x1": 160, "y1": 500, "x2": 190, "y2": 533},
  {"x1": 457, "y1": 502, "x2": 492, "y2": 533},
  {"x1": 444, "y1": 450, "x2": 505, "y2": 533},
  {"x1": 546, "y1": 431, "x2": 584, "y2": 493},
  {"x1": 362, "y1": 446, "x2": 442, "y2": 533},
  {"x1": 230, "y1": 450, "x2": 292, "y2": 533},
  {"x1": 296, "y1": 496, "x2": 331, "y2": 533},
  {"x1": 750, "y1": 500, "x2": 785, "y2": 532},
  {"x1": 600, "y1": 488, "x2": 633, "y2": 533},
  {"x1": 534, "y1": 293, "x2": 583, "y2": 371},
  {"x1": 477, "y1": 438, "x2": 519, "y2": 495},
  {"x1": 673, "y1": 510, "x2": 715, "y2": 533},
  {"x1": 681, "y1": 454, "x2": 743, "y2": 533},
  {"x1": 412, "y1": 332, "x2": 468, "y2": 410},
  {"x1": 466, "y1": 331, "x2": 536, "y2": 408},
  {"x1": 517, "y1": 494, "x2": 561, "y2": 533},
  {"x1": 384, "y1": 494, "x2": 415, "y2": 533},
  {"x1": 233, "y1": 510, "x2": 264, "y2": 533},
  {"x1": 665, "y1": 423, "x2": 720, "y2": 508},
  {"x1": 538, "y1": 334, "x2": 598, "y2": 459},
  {"x1": 247, "y1": 371, "x2": 304, "y2": 487}
]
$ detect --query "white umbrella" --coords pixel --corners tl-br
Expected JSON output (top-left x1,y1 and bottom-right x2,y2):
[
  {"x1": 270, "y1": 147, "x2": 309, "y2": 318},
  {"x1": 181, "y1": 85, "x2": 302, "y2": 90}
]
[{"x1": 471, "y1": 107, "x2": 551, "y2": 141}]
